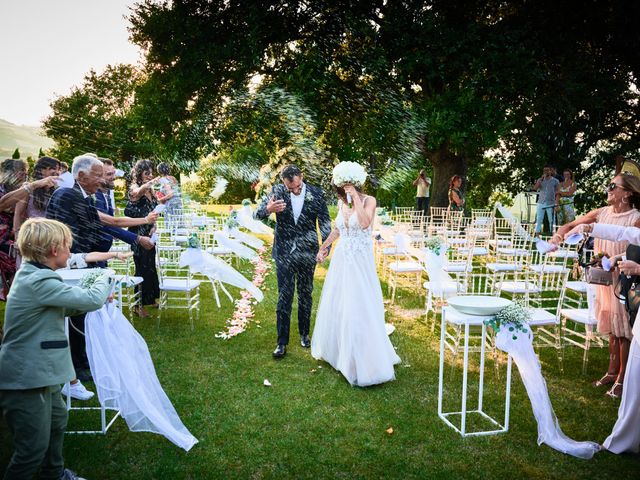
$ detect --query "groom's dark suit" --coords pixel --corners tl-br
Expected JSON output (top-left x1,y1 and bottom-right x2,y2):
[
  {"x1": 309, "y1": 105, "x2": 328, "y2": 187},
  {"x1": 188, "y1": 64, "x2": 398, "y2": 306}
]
[{"x1": 255, "y1": 183, "x2": 331, "y2": 346}]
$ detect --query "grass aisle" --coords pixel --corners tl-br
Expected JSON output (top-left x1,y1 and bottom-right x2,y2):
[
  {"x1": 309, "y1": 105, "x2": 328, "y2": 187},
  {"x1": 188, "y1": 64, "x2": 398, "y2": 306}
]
[{"x1": 1, "y1": 246, "x2": 637, "y2": 479}]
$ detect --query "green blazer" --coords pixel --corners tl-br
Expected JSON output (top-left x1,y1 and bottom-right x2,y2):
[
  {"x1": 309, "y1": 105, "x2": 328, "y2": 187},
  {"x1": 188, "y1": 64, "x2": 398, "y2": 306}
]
[{"x1": 0, "y1": 262, "x2": 112, "y2": 390}]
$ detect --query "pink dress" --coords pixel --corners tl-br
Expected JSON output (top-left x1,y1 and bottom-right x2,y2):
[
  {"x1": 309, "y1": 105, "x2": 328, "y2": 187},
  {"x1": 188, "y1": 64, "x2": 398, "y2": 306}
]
[{"x1": 594, "y1": 207, "x2": 640, "y2": 339}]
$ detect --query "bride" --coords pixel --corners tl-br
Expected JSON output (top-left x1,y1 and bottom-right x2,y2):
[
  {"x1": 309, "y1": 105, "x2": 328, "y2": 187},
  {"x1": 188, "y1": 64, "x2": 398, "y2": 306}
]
[{"x1": 311, "y1": 162, "x2": 400, "y2": 387}]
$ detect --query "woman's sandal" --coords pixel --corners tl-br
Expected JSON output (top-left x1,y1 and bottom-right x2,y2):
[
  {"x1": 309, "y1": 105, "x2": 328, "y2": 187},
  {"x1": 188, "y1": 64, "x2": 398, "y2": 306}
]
[
  {"x1": 606, "y1": 382, "x2": 623, "y2": 399},
  {"x1": 592, "y1": 373, "x2": 617, "y2": 387}
]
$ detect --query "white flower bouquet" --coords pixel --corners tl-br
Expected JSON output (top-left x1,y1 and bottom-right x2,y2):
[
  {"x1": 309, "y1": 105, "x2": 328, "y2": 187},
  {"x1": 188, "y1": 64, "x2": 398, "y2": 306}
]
[
  {"x1": 332, "y1": 161, "x2": 367, "y2": 205},
  {"x1": 423, "y1": 237, "x2": 445, "y2": 256},
  {"x1": 332, "y1": 161, "x2": 367, "y2": 187},
  {"x1": 484, "y1": 300, "x2": 531, "y2": 340}
]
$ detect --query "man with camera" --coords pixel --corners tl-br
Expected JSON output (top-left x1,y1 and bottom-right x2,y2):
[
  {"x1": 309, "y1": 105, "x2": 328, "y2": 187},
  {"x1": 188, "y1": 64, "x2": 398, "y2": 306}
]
[
  {"x1": 532, "y1": 165, "x2": 560, "y2": 235},
  {"x1": 413, "y1": 169, "x2": 431, "y2": 216}
]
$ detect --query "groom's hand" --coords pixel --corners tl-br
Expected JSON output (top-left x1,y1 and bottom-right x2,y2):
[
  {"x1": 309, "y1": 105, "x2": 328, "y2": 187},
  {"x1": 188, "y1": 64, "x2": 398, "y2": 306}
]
[{"x1": 266, "y1": 196, "x2": 286, "y2": 214}]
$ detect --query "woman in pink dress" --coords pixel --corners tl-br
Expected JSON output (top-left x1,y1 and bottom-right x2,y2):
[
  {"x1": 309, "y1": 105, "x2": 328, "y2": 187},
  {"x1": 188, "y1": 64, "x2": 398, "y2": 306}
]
[{"x1": 553, "y1": 173, "x2": 640, "y2": 399}]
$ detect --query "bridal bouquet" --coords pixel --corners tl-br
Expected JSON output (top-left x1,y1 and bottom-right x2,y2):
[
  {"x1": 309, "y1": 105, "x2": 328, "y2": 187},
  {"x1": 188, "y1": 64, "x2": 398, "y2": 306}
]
[
  {"x1": 484, "y1": 300, "x2": 531, "y2": 340},
  {"x1": 332, "y1": 161, "x2": 367, "y2": 187}
]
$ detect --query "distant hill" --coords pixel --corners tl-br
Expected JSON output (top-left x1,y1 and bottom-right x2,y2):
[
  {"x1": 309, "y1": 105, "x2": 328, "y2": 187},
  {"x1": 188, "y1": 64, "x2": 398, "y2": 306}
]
[{"x1": 0, "y1": 118, "x2": 55, "y2": 159}]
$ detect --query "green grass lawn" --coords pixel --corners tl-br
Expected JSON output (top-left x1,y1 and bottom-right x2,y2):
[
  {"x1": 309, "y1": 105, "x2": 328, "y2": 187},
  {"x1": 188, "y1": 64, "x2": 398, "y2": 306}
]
[{"x1": 1, "y1": 244, "x2": 638, "y2": 479}]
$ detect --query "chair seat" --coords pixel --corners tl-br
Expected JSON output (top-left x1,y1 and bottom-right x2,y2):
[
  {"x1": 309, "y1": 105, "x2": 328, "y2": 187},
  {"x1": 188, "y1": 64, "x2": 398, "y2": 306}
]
[
  {"x1": 159, "y1": 279, "x2": 202, "y2": 291},
  {"x1": 497, "y1": 281, "x2": 542, "y2": 294},
  {"x1": 527, "y1": 308, "x2": 558, "y2": 326},
  {"x1": 488, "y1": 239, "x2": 513, "y2": 248},
  {"x1": 549, "y1": 249, "x2": 579, "y2": 259},
  {"x1": 207, "y1": 246, "x2": 234, "y2": 255},
  {"x1": 448, "y1": 238, "x2": 466, "y2": 246},
  {"x1": 566, "y1": 281, "x2": 588, "y2": 293},
  {"x1": 486, "y1": 262, "x2": 522, "y2": 272},
  {"x1": 442, "y1": 263, "x2": 467, "y2": 272},
  {"x1": 459, "y1": 247, "x2": 488, "y2": 256},
  {"x1": 560, "y1": 308, "x2": 597, "y2": 325},
  {"x1": 114, "y1": 275, "x2": 143, "y2": 287},
  {"x1": 389, "y1": 261, "x2": 422, "y2": 273},
  {"x1": 443, "y1": 306, "x2": 492, "y2": 325},
  {"x1": 496, "y1": 247, "x2": 531, "y2": 256},
  {"x1": 423, "y1": 281, "x2": 460, "y2": 294},
  {"x1": 529, "y1": 264, "x2": 568, "y2": 273}
]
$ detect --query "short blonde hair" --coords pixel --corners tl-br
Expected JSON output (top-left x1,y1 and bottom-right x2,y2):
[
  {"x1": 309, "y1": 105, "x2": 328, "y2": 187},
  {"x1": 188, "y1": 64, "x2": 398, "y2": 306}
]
[{"x1": 17, "y1": 218, "x2": 72, "y2": 263}]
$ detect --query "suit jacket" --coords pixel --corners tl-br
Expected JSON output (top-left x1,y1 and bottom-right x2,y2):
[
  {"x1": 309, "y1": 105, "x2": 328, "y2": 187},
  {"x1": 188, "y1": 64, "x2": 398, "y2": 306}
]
[
  {"x1": 255, "y1": 183, "x2": 331, "y2": 261},
  {"x1": 95, "y1": 190, "x2": 137, "y2": 252},
  {"x1": 592, "y1": 223, "x2": 640, "y2": 340},
  {"x1": 0, "y1": 262, "x2": 111, "y2": 389},
  {"x1": 46, "y1": 183, "x2": 102, "y2": 253}
]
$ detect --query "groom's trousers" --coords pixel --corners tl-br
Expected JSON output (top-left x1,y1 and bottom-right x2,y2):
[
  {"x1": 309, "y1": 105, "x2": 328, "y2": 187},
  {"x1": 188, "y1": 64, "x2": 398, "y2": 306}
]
[{"x1": 275, "y1": 252, "x2": 316, "y2": 345}]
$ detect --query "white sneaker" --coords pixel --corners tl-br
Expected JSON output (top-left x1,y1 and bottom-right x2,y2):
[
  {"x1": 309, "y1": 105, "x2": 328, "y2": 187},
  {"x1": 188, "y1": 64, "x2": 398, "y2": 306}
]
[{"x1": 61, "y1": 381, "x2": 95, "y2": 401}]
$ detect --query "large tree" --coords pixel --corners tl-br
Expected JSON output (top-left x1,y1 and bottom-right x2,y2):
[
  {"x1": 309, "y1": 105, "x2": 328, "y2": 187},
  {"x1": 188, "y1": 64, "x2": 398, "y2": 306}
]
[{"x1": 128, "y1": 0, "x2": 639, "y2": 207}]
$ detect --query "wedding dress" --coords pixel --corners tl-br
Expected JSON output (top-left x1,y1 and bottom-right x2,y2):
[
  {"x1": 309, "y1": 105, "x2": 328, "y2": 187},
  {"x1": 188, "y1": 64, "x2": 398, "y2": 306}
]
[{"x1": 311, "y1": 200, "x2": 401, "y2": 386}]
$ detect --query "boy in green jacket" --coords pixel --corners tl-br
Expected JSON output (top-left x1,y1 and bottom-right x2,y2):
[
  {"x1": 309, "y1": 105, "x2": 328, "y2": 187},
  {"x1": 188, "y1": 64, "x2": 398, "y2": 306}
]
[{"x1": 0, "y1": 218, "x2": 112, "y2": 480}]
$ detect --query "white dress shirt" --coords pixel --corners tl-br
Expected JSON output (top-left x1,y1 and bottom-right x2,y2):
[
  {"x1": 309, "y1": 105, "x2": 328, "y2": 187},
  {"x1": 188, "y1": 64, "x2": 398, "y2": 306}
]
[{"x1": 291, "y1": 183, "x2": 306, "y2": 225}]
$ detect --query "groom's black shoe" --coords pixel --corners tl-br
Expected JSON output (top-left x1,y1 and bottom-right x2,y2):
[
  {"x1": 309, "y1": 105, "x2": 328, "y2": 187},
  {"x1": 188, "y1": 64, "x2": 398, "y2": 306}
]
[
  {"x1": 272, "y1": 344, "x2": 286, "y2": 359},
  {"x1": 300, "y1": 335, "x2": 311, "y2": 348}
]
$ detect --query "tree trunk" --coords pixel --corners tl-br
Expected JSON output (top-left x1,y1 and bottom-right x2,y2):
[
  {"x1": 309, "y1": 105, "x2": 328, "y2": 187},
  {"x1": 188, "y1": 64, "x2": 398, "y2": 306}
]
[{"x1": 428, "y1": 144, "x2": 468, "y2": 208}]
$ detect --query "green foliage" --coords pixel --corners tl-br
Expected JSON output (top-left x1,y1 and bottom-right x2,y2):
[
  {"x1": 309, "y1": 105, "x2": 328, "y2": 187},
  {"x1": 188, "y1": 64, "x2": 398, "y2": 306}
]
[
  {"x1": 121, "y1": 0, "x2": 640, "y2": 209},
  {"x1": 11, "y1": 148, "x2": 19, "y2": 159},
  {"x1": 42, "y1": 64, "x2": 158, "y2": 167}
]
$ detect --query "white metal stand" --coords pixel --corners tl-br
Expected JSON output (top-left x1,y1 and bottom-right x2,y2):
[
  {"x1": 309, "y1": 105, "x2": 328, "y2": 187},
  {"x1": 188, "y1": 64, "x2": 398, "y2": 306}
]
[
  {"x1": 438, "y1": 306, "x2": 512, "y2": 436},
  {"x1": 63, "y1": 315, "x2": 121, "y2": 435}
]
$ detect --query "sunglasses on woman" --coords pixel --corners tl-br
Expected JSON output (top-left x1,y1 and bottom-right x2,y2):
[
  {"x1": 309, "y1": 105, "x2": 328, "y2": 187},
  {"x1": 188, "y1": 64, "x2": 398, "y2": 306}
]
[{"x1": 607, "y1": 182, "x2": 626, "y2": 192}]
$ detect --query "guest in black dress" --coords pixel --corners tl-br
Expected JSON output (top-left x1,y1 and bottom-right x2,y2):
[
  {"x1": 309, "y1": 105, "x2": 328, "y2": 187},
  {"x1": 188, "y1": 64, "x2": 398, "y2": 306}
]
[{"x1": 126, "y1": 159, "x2": 160, "y2": 317}]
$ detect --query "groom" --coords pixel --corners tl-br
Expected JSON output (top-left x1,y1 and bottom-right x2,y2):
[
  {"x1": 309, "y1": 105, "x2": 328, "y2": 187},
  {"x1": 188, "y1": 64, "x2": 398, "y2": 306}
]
[{"x1": 255, "y1": 164, "x2": 331, "y2": 358}]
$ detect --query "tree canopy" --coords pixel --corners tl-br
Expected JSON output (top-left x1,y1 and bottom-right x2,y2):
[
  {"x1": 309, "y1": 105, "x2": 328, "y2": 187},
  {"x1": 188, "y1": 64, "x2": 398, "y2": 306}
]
[{"x1": 43, "y1": 0, "x2": 640, "y2": 208}]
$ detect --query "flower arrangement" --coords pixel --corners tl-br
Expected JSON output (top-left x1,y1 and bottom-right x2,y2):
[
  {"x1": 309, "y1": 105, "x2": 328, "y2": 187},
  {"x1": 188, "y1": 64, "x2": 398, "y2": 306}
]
[
  {"x1": 78, "y1": 270, "x2": 109, "y2": 289},
  {"x1": 225, "y1": 210, "x2": 240, "y2": 230},
  {"x1": 187, "y1": 233, "x2": 201, "y2": 249},
  {"x1": 484, "y1": 300, "x2": 531, "y2": 340},
  {"x1": 305, "y1": 190, "x2": 315, "y2": 203},
  {"x1": 332, "y1": 161, "x2": 367, "y2": 187},
  {"x1": 424, "y1": 237, "x2": 445, "y2": 256},
  {"x1": 216, "y1": 246, "x2": 271, "y2": 339}
]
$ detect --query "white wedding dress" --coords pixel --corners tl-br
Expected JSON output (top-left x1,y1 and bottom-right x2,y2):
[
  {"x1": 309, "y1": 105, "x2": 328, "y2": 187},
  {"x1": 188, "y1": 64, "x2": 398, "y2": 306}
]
[{"x1": 311, "y1": 200, "x2": 401, "y2": 387}]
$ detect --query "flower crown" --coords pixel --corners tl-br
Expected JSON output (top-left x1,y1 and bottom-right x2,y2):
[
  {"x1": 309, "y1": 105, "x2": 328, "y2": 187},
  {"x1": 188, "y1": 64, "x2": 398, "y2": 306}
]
[{"x1": 332, "y1": 161, "x2": 367, "y2": 187}]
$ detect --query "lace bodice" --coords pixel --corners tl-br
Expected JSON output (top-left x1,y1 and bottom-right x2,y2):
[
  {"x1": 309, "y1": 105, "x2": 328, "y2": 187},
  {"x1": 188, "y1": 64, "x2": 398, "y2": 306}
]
[{"x1": 335, "y1": 201, "x2": 373, "y2": 257}]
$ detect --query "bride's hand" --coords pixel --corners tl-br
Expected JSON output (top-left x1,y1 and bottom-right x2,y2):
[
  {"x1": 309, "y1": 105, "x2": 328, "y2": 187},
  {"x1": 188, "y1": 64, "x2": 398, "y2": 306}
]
[
  {"x1": 316, "y1": 248, "x2": 328, "y2": 263},
  {"x1": 343, "y1": 185, "x2": 357, "y2": 200}
]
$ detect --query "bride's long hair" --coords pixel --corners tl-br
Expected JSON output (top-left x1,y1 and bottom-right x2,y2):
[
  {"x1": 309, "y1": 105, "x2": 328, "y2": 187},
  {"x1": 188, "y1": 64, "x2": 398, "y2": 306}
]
[{"x1": 333, "y1": 183, "x2": 363, "y2": 204}]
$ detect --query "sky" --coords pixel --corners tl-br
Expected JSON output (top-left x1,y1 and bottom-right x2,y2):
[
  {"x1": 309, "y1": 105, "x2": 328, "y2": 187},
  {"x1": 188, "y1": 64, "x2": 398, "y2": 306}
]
[{"x1": 0, "y1": 0, "x2": 142, "y2": 126}]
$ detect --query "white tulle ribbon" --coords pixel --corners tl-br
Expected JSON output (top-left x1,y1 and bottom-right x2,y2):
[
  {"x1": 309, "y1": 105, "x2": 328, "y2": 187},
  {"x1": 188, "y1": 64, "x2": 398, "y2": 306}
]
[
  {"x1": 494, "y1": 325, "x2": 600, "y2": 459},
  {"x1": 237, "y1": 205, "x2": 273, "y2": 235},
  {"x1": 228, "y1": 227, "x2": 264, "y2": 249},
  {"x1": 214, "y1": 231, "x2": 258, "y2": 260},
  {"x1": 85, "y1": 305, "x2": 198, "y2": 451},
  {"x1": 179, "y1": 248, "x2": 263, "y2": 302}
]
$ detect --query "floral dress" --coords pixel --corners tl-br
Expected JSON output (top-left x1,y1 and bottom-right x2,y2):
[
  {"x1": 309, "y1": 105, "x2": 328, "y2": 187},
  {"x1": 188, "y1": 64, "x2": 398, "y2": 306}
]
[
  {"x1": 556, "y1": 182, "x2": 576, "y2": 225},
  {"x1": 448, "y1": 187, "x2": 464, "y2": 212}
]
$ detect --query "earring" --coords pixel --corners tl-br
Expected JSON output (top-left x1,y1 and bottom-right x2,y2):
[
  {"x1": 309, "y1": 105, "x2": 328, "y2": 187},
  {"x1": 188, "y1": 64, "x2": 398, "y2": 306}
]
[{"x1": 623, "y1": 196, "x2": 629, "y2": 204}]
